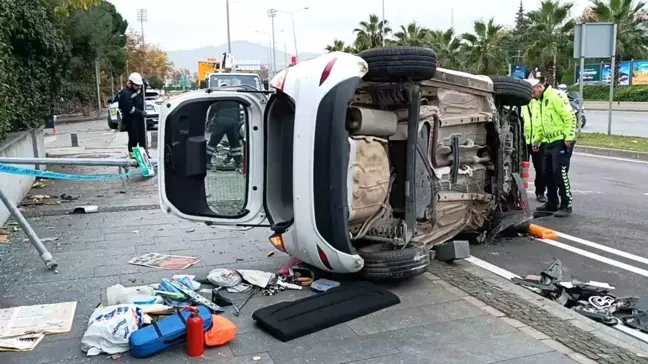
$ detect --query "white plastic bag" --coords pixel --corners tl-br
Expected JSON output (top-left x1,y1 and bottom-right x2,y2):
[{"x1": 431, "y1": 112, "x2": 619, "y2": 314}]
[{"x1": 81, "y1": 304, "x2": 142, "y2": 356}]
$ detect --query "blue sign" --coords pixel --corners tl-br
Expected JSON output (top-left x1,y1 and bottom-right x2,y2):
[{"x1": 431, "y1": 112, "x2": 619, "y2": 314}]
[{"x1": 511, "y1": 64, "x2": 528, "y2": 79}]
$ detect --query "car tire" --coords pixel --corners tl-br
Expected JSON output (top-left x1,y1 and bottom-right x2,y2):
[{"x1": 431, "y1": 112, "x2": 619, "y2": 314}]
[
  {"x1": 118, "y1": 117, "x2": 127, "y2": 132},
  {"x1": 489, "y1": 76, "x2": 533, "y2": 106},
  {"x1": 358, "y1": 46, "x2": 437, "y2": 82},
  {"x1": 358, "y1": 243, "x2": 430, "y2": 281},
  {"x1": 107, "y1": 114, "x2": 118, "y2": 130}
]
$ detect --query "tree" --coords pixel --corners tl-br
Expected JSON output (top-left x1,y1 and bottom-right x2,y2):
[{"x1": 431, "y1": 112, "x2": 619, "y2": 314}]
[
  {"x1": 428, "y1": 29, "x2": 462, "y2": 69},
  {"x1": 461, "y1": 19, "x2": 509, "y2": 74},
  {"x1": 125, "y1": 31, "x2": 172, "y2": 84},
  {"x1": 393, "y1": 22, "x2": 429, "y2": 46},
  {"x1": 353, "y1": 14, "x2": 391, "y2": 51},
  {"x1": 523, "y1": 0, "x2": 574, "y2": 86},
  {"x1": 515, "y1": 0, "x2": 526, "y2": 30},
  {"x1": 325, "y1": 40, "x2": 347, "y2": 52}
]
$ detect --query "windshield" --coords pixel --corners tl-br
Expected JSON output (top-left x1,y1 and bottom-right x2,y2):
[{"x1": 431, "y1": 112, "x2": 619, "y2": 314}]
[
  {"x1": 209, "y1": 74, "x2": 261, "y2": 89},
  {"x1": 145, "y1": 91, "x2": 160, "y2": 100}
]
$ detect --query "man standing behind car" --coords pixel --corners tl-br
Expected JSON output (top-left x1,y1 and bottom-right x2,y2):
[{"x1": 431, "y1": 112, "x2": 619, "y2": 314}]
[
  {"x1": 530, "y1": 81, "x2": 576, "y2": 217},
  {"x1": 205, "y1": 94, "x2": 243, "y2": 170},
  {"x1": 118, "y1": 73, "x2": 148, "y2": 159},
  {"x1": 522, "y1": 79, "x2": 547, "y2": 203}
]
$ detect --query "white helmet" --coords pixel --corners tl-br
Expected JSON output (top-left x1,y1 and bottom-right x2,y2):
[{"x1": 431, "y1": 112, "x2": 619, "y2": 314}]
[
  {"x1": 128, "y1": 72, "x2": 143, "y2": 86},
  {"x1": 525, "y1": 78, "x2": 540, "y2": 87},
  {"x1": 558, "y1": 84, "x2": 568, "y2": 91}
]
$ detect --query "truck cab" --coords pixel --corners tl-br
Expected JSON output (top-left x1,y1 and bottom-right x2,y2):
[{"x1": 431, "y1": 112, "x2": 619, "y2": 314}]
[
  {"x1": 157, "y1": 48, "x2": 531, "y2": 280},
  {"x1": 206, "y1": 72, "x2": 263, "y2": 90}
]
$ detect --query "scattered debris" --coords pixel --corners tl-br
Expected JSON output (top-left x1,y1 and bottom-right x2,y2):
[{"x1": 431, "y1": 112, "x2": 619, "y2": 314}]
[
  {"x1": 253, "y1": 356, "x2": 262, "y2": 361},
  {"x1": 27, "y1": 194, "x2": 50, "y2": 201},
  {"x1": 186, "y1": 228, "x2": 195, "y2": 233},
  {"x1": 0, "y1": 229, "x2": 10, "y2": 243},
  {"x1": 81, "y1": 304, "x2": 141, "y2": 356},
  {"x1": 60, "y1": 193, "x2": 79, "y2": 201},
  {"x1": 31, "y1": 181, "x2": 46, "y2": 189},
  {"x1": 0, "y1": 333, "x2": 45, "y2": 352},
  {"x1": 132, "y1": 230, "x2": 140, "y2": 234},
  {"x1": 41, "y1": 237, "x2": 59, "y2": 243},
  {"x1": 514, "y1": 259, "x2": 648, "y2": 333},
  {"x1": 128, "y1": 253, "x2": 201, "y2": 270},
  {"x1": 266, "y1": 251, "x2": 275, "y2": 257},
  {"x1": 72, "y1": 205, "x2": 98, "y2": 214},
  {"x1": 0, "y1": 301, "x2": 77, "y2": 338}
]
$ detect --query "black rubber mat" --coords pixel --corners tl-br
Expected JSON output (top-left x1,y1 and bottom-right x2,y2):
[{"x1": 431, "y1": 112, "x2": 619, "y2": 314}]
[{"x1": 251, "y1": 281, "x2": 400, "y2": 342}]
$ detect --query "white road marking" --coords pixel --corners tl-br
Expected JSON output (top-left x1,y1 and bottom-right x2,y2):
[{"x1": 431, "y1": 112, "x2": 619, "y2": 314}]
[
  {"x1": 574, "y1": 152, "x2": 648, "y2": 165},
  {"x1": 555, "y1": 231, "x2": 648, "y2": 267},
  {"x1": 539, "y1": 239, "x2": 648, "y2": 278},
  {"x1": 644, "y1": 193, "x2": 648, "y2": 196},
  {"x1": 614, "y1": 321, "x2": 648, "y2": 343},
  {"x1": 465, "y1": 256, "x2": 519, "y2": 280}
]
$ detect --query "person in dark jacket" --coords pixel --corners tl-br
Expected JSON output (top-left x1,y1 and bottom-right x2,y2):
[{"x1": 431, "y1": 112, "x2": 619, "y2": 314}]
[
  {"x1": 205, "y1": 98, "x2": 243, "y2": 169},
  {"x1": 118, "y1": 72, "x2": 148, "y2": 158}
]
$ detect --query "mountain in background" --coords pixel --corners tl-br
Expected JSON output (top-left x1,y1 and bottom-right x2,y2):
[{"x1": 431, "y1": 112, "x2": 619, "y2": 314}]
[{"x1": 166, "y1": 40, "x2": 323, "y2": 72}]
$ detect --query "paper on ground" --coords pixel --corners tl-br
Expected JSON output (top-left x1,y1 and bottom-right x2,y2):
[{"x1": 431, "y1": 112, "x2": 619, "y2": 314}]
[
  {"x1": 128, "y1": 252, "x2": 201, "y2": 270},
  {"x1": 0, "y1": 333, "x2": 45, "y2": 351},
  {"x1": 0, "y1": 302, "x2": 77, "y2": 338}
]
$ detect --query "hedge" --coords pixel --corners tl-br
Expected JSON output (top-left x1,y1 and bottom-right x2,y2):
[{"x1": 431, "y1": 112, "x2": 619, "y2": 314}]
[{"x1": 569, "y1": 84, "x2": 648, "y2": 102}]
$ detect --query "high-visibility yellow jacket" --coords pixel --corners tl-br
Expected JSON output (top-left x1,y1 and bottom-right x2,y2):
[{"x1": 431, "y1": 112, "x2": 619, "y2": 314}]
[{"x1": 524, "y1": 86, "x2": 576, "y2": 145}]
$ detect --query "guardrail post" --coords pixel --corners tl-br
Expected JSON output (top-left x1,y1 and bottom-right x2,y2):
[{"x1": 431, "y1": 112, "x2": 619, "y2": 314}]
[{"x1": 30, "y1": 130, "x2": 41, "y2": 170}]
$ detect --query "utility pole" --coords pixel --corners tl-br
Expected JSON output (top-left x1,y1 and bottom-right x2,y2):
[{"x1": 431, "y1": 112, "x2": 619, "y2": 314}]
[
  {"x1": 273, "y1": 8, "x2": 307, "y2": 63},
  {"x1": 137, "y1": 9, "x2": 148, "y2": 75},
  {"x1": 267, "y1": 9, "x2": 277, "y2": 76},
  {"x1": 226, "y1": 0, "x2": 232, "y2": 53},
  {"x1": 451, "y1": 8, "x2": 454, "y2": 28},
  {"x1": 255, "y1": 30, "x2": 273, "y2": 72},
  {"x1": 95, "y1": 58, "x2": 102, "y2": 115},
  {"x1": 382, "y1": 0, "x2": 386, "y2": 46}
]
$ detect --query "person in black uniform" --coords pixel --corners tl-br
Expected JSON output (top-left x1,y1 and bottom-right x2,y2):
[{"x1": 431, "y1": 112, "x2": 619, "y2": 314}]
[
  {"x1": 205, "y1": 92, "x2": 243, "y2": 169},
  {"x1": 118, "y1": 72, "x2": 148, "y2": 158}
]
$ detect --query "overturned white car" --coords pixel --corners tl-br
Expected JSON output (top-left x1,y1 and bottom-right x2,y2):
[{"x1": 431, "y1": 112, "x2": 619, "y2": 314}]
[{"x1": 158, "y1": 47, "x2": 532, "y2": 280}]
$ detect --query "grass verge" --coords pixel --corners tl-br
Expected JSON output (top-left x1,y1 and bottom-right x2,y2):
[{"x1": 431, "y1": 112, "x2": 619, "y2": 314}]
[{"x1": 578, "y1": 132, "x2": 648, "y2": 153}]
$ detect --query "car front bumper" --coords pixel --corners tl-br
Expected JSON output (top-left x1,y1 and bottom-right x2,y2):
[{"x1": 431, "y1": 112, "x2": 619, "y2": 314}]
[{"x1": 145, "y1": 114, "x2": 159, "y2": 126}]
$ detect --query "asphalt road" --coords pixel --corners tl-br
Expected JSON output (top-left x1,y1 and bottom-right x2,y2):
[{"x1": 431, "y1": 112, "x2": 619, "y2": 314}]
[
  {"x1": 586, "y1": 110, "x2": 648, "y2": 137},
  {"x1": 471, "y1": 152, "x2": 648, "y2": 297}
]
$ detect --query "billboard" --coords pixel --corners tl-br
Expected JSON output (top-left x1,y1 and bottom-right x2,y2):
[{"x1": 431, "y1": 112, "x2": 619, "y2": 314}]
[
  {"x1": 602, "y1": 62, "x2": 631, "y2": 85},
  {"x1": 510, "y1": 64, "x2": 528, "y2": 79},
  {"x1": 632, "y1": 60, "x2": 648, "y2": 85},
  {"x1": 576, "y1": 64, "x2": 602, "y2": 82}
]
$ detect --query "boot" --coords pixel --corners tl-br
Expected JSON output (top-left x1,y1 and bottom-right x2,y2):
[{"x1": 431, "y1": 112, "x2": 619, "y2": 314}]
[
  {"x1": 554, "y1": 206, "x2": 573, "y2": 218},
  {"x1": 536, "y1": 194, "x2": 547, "y2": 203},
  {"x1": 535, "y1": 203, "x2": 559, "y2": 213}
]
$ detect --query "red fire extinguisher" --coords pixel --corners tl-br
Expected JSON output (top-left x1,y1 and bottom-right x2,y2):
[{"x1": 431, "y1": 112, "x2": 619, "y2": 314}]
[{"x1": 186, "y1": 307, "x2": 204, "y2": 357}]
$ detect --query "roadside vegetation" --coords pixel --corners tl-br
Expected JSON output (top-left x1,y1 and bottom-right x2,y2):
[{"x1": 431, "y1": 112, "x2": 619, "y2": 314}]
[
  {"x1": 0, "y1": 0, "x2": 170, "y2": 140},
  {"x1": 326, "y1": 0, "x2": 648, "y2": 101},
  {"x1": 578, "y1": 132, "x2": 648, "y2": 153}
]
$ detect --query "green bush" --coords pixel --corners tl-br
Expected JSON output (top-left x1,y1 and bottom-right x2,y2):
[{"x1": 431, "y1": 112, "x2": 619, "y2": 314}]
[{"x1": 568, "y1": 84, "x2": 648, "y2": 102}]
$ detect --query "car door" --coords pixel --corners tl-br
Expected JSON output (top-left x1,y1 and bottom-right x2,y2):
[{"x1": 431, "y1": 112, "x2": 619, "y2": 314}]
[{"x1": 157, "y1": 89, "x2": 268, "y2": 228}]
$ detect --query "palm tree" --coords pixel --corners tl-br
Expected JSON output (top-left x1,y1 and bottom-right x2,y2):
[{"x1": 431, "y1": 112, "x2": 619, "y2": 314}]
[
  {"x1": 588, "y1": 0, "x2": 648, "y2": 60},
  {"x1": 427, "y1": 28, "x2": 462, "y2": 69},
  {"x1": 325, "y1": 40, "x2": 347, "y2": 52},
  {"x1": 393, "y1": 22, "x2": 429, "y2": 46},
  {"x1": 523, "y1": 0, "x2": 574, "y2": 85},
  {"x1": 461, "y1": 18, "x2": 509, "y2": 74},
  {"x1": 353, "y1": 14, "x2": 391, "y2": 51}
]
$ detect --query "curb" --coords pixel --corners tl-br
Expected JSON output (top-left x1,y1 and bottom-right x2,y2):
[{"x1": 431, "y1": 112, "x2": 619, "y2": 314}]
[
  {"x1": 56, "y1": 113, "x2": 108, "y2": 125},
  {"x1": 432, "y1": 260, "x2": 648, "y2": 360},
  {"x1": 585, "y1": 107, "x2": 648, "y2": 112},
  {"x1": 575, "y1": 145, "x2": 648, "y2": 161}
]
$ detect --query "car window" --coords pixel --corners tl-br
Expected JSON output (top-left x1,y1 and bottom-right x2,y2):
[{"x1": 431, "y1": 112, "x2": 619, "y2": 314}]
[{"x1": 209, "y1": 74, "x2": 261, "y2": 90}]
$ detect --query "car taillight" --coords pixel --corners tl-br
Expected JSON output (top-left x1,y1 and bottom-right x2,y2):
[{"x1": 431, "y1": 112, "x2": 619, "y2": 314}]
[
  {"x1": 319, "y1": 57, "x2": 337, "y2": 86},
  {"x1": 271, "y1": 69, "x2": 288, "y2": 92},
  {"x1": 317, "y1": 245, "x2": 333, "y2": 270},
  {"x1": 268, "y1": 234, "x2": 286, "y2": 252}
]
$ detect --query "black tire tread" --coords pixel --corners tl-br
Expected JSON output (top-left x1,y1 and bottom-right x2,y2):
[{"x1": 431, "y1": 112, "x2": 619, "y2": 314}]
[
  {"x1": 358, "y1": 244, "x2": 430, "y2": 281},
  {"x1": 489, "y1": 76, "x2": 533, "y2": 106},
  {"x1": 359, "y1": 46, "x2": 437, "y2": 82}
]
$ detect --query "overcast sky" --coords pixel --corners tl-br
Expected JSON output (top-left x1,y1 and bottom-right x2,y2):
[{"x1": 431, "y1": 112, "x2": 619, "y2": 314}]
[{"x1": 107, "y1": 0, "x2": 591, "y2": 54}]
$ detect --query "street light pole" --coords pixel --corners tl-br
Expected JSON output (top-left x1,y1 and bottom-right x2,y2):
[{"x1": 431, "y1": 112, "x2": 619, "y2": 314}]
[
  {"x1": 267, "y1": 9, "x2": 277, "y2": 76},
  {"x1": 226, "y1": 0, "x2": 232, "y2": 53},
  {"x1": 137, "y1": 9, "x2": 148, "y2": 75},
  {"x1": 255, "y1": 30, "x2": 273, "y2": 71},
  {"x1": 274, "y1": 8, "x2": 308, "y2": 62}
]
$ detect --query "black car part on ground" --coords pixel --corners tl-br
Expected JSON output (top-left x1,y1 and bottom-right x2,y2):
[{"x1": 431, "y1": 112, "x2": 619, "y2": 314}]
[
  {"x1": 252, "y1": 281, "x2": 400, "y2": 342},
  {"x1": 358, "y1": 46, "x2": 437, "y2": 82},
  {"x1": 357, "y1": 243, "x2": 430, "y2": 281},
  {"x1": 513, "y1": 259, "x2": 648, "y2": 332},
  {"x1": 489, "y1": 76, "x2": 533, "y2": 106}
]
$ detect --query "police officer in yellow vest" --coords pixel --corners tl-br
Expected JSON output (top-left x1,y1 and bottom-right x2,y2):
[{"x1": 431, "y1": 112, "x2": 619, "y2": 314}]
[
  {"x1": 521, "y1": 79, "x2": 546, "y2": 203},
  {"x1": 527, "y1": 79, "x2": 576, "y2": 217}
]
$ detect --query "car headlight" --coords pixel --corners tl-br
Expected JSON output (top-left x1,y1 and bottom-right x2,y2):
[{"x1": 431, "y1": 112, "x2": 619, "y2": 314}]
[{"x1": 145, "y1": 104, "x2": 155, "y2": 111}]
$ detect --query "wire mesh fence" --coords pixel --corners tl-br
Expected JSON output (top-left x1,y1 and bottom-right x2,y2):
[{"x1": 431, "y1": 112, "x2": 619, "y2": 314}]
[{"x1": 205, "y1": 169, "x2": 246, "y2": 216}]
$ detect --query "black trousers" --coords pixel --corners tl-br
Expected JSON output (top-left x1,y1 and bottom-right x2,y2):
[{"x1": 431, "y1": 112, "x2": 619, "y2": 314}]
[
  {"x1": 126, "y1": 117, "x2": 147, "y2": 152},
  {"x1": 543, "y1": 140, "x2": 574, "y2": 208},
  {"x1": 527, "y1": 144, "x2": 546, "y2": 197},
  {"x1": 206, "y1": 121, "x2": 242, "y2": 164}
]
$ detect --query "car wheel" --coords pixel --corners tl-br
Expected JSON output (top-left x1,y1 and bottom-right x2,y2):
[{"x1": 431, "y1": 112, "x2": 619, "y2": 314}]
[
  {"x1": 358, "y1": 243, "x2": 430, "y2": 281},
  {"x1": 107, "y1": 114, "x2": 118, "y2": 130},
  {"x1": 358, "y1": 46, "x2": 437, "y2": 82},
  {"x1": 489, "y1": 76, "x2": 533, "y2": 106},
  {"x1": 581, "y1": 115, "x2": 587, "y2": 128}
]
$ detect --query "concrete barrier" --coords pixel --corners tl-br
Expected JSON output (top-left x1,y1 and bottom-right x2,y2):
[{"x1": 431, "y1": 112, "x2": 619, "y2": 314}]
[{"x1": 0, "y1": 128, "x2": 46, "y2": 224}]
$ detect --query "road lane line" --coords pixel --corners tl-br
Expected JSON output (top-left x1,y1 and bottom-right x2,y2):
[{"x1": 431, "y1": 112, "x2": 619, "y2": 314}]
[
  {"x1": 553, "y1": 231, "x2": 648, "y2": 267},
  {"x1": 574, "y1": 152, "x2": 648, "y2": 164},
  {"x1": 539, "y1": 239, "x2": 648, "y2": 278},
  {"x1": 465, "y1": 257, "x2": 520, "y2": 280}
]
